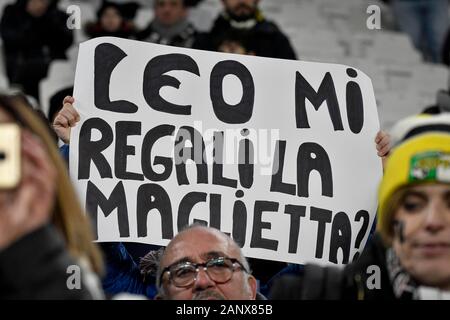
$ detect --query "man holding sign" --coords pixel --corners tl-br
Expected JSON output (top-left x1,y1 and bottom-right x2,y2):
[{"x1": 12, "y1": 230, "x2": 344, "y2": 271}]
[
  {"x1": 54, "y1": 94, "x2": 389, "y2": 299},
  {"x1": 53, "y1": 37, "x2": 389, "y2": 291}
]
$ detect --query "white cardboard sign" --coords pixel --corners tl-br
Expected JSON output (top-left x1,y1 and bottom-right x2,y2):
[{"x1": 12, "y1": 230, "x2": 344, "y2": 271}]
[{"x1": 70, "y1": 37, "x2": 382, "y2": 265}]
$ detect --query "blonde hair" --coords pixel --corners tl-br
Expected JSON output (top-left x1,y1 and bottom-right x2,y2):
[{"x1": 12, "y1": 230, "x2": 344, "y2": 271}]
[{"x1": 0, "y1": 94, "x2": 103, "y2": 275}]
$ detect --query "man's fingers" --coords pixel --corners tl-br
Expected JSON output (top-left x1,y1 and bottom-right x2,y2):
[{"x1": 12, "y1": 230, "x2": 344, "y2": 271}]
[
  {"x1": 375, "y1": 131, "x2": 382, "y2": 143},
  {"x1": 377, "y1": 141, "x2": 390, "y2": 156},
  {"x1": 62, "y1": 96, "x2": 71, "y2": 104},
  {"x1": 54, "y1": 108, "x2": 79, "y2": 128},
  {"x1": 59, "y1": 107, "x2": 78, "y2": 126},
  {"x1": 52, "y1": 112, "x2": 71, "y2": 143},
  {"x1": 53, "y1": 112, "x2": 70, "y2": 128},
  {"x1": 63, "y1": 96, "x2": 74, "y2": 105},
  {"x1": 58, "y1": 104, "x2": 80, "y2": 127},
  {"x1": 375, "y1": 130, "x2": 391, "y2": 158},
  {"x1": 62, "y1": 103, "x2": 80, "y2": 122},
  {"x1": 380, "y1": 136, "x2": 390, "y2": 148},
  {"x1": 375, "y1": 130, "x2": 387, "y2": 143},
  {"x1": 378, "y1": 147, "x2": 389, "y2": 156},
  {"x1": 376, "y1": 136, "x2": 389, "y2": 150}
]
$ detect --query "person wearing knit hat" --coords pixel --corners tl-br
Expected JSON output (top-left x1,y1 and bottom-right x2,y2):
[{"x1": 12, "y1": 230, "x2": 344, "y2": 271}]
[
  {"x1": 388, "y1": 112, "x2": 450, "y2": 148},
  {"x1": 270, "y1": 115, "x2": 450, "y2": 300},
  {"x1": 375, "y1": 121, "x2": 450, "y2": 298}
]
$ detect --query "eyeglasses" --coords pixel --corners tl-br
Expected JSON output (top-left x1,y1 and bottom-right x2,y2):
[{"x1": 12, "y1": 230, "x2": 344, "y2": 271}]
[{"x1": 159, "y1": 257, "x2": 249, "y2": 288}]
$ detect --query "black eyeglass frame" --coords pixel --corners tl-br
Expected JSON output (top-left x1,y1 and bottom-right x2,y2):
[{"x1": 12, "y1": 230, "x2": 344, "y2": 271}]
[{"x1": 159, "y1": 256, "x2": 249, "y2": 288}]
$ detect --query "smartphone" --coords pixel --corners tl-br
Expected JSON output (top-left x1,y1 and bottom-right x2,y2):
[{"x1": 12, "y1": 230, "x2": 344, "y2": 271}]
[{"x1": 0, "y1": 124, "x2": 21, "y2": 189}]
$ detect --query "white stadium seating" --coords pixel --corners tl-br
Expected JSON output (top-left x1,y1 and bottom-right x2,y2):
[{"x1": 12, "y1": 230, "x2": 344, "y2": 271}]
[
  {"x1": 39, "y1": 60, "x2": 76, "y2": 117},
  {"x1": 0, "y1": 0, "x2": 448, "y2": 130}
]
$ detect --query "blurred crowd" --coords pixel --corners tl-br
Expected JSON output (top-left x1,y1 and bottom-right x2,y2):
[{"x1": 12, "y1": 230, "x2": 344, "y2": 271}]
[
  {"x1": 0, "y1": 0, "x2": 298, "y2": 104},
  {"x1": 1, "y1": 0, "x2": 450, "y2": 122},
  {"x1": 0, "y1": 0, "x2": 450, "y2": 301}
]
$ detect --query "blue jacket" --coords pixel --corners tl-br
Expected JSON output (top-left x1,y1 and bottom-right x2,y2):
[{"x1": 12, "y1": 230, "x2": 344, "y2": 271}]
[{"x1": 100, "y1": 242, "x2": 158, "y2": 299}]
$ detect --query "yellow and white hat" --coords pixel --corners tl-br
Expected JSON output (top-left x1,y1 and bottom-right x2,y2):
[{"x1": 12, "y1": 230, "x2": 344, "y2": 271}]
[{"x1": 378, "y1": 114, "x2": 450, "y2": 242}]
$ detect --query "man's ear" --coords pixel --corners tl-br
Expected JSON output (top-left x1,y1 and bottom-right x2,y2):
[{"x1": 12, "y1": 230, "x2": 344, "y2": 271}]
[{"x1": 247, "y1": 275, "x2": 258, "y2": 300}]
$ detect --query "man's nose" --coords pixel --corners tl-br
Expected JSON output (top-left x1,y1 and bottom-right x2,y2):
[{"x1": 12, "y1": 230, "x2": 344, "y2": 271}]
[{"x1": 192, "y1": 267, "x2": 215, "y2": 290}]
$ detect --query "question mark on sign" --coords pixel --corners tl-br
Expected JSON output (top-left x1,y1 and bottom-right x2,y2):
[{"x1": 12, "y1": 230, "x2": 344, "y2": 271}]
[{"x1": 352, "y1": 210, "x2": 370, "y2": 261}]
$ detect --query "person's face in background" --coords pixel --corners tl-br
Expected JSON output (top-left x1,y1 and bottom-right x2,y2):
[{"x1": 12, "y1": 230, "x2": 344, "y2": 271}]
[
  {"x1": 158, "y1": 227, "x2": 257, "y2": 300},
  {"x1": 154, "y1": 0, "x2": 187, "y2": 27},
  {"x1": 218, "y1": 40, "x2": 248, "y2": 55},
  {"x1": 100, "y1": 7, "x2": 123, "y2": 33},
  {"x1": 26, "y1": 0, "x2": 50, "y2": 17},
  {"x1": 392, "y1": 183, "x2": 450, "y2": 290},
  {"x1": 222, "y1": 0, "x2": 258, "y2": 20}
]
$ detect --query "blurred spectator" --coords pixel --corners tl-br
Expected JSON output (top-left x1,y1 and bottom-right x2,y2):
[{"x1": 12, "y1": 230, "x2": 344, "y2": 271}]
[
  {"x1": 0, "y1": 0, "x2": 74, "y2": 100},
  {"x1": 270, "y1": 114, "x2": 450, "y2": 300},
  {"x1": 0, "y1": 93, "x2": 103, "y2": 299},
  {"x1": 136, "y1": 0, "x2": 198, "y2": 48},
  {"x1": 85, "y1": 1, "x2": 138, "y2": 39},
  {"x1": 216, "y1": 30, "x2": 254, "y2": 55},
  {"x1": 196, "y1": 0, "x2": 296, "y2": 60},
  {"x1": 390, "y1": 0, "x2": 449, "y2": 63}
]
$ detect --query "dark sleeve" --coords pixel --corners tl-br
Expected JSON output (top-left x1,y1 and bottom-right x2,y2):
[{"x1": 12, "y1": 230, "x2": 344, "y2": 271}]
[
  {"x1": 261, "y1": 263, "x2": 305, "y2": 297},
  {"x1": 192, "y1": 31, "x2": 215, "y2": 51},
  {"x1": 269, "y1": 274, "x2": 305, "y2": 300},
  {"x1": 100, "y1": 243, "x2": 149, "y2": 297},
  {"x1": 60, "y1": 144, "x2": 70, "y2": 163},
  {"x1": 100, "y1": 242, "x2": 138, "y2": 271},
  {"x1": 43, "y1": 10, "x2": 74, "y2": 58},
  {"x1": 273, "y1": 31, "x2": 297, "y2": 60},
  {"x1": 0, "y1": 6, "x2": 31, "y2": 51},
  {"x1": 269, "y1": 265, "x2": 345, "y2": 300},
  {"x1": 0, "y1": 225, "x2": 94, "y2": 299},
  {"x1": 135, "y1": 24, "x2": 152, "y2": 41}
]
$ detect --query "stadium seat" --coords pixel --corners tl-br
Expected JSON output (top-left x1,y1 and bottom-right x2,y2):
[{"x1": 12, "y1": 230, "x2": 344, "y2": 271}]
[{"x1": 39, "y1": 61, "x2": 76, "y2": 117}]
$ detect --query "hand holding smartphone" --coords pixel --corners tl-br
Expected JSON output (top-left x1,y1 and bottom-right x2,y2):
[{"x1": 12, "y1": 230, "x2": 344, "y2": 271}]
[{"x1": 0, "y1": 124, "x2": 21, "y2": 189}]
